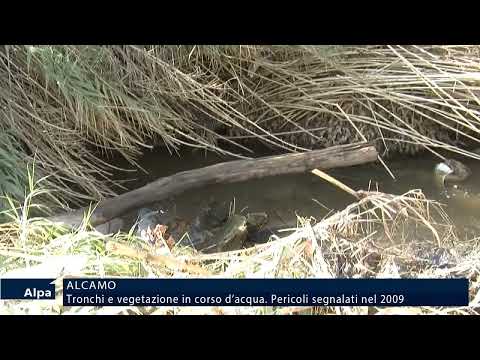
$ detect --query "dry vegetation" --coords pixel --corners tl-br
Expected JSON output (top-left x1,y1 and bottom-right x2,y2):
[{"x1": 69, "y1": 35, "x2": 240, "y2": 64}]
[
  {"x1": 1, "y1": 45, "x2": 480, "y2": 315},
  {"x1": 1, "y1": 180, "x2": 479, "y2": 315},
  {"x1": 2, "y1": 45, "x2": 480, "y2": 211}
]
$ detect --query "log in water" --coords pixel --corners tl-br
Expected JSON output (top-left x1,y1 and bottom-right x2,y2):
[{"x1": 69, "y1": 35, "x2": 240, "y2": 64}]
[{"x1": 48, "y1": 142, "x2": 379, "y2": 229}]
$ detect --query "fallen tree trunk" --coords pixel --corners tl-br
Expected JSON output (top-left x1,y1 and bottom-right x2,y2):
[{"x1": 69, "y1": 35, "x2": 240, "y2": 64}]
[{"x1": 48, "y1": 142, "x2": 378, "y2": 229}]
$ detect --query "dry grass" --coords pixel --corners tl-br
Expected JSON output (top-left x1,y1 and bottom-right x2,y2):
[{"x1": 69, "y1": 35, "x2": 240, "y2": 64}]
[
  {"x1": 1, "y1": 178, "x2": 478, "y2": 315},
  {"x1": 2, "y1": 45, "x2": 480, "y2": 315},
  {"x1": 2, "y1": 45, "x2": 480, "y2": 211}
]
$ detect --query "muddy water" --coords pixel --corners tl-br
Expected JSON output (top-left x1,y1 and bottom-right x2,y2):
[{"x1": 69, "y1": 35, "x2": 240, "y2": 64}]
[{"x1": 111, "y1": 146, "x2": 480, "y2": 236}]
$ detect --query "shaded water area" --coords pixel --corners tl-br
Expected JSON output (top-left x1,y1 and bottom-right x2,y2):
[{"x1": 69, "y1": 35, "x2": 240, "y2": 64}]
[{"x1": 110, "y1": 145, "x2": 480, "y2": 244}]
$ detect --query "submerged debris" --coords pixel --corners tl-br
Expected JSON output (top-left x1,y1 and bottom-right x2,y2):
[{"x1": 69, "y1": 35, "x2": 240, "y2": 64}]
[{"x1": 132, "y1": 201, "x2": 270, "y2": 253}]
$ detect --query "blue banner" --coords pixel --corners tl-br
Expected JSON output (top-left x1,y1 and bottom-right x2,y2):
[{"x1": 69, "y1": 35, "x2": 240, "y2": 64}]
[
  {"x1": 62, "y1": 278, "x2": 469, "y2": 307},
  {"x1": 1, "y1": 278, "x2": 55, "y2": 300}
]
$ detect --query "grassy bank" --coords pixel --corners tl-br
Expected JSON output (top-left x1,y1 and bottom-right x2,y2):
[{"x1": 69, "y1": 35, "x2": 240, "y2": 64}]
[{"x1": 2, "y1": 45, "x2": 480, "y2": 211}]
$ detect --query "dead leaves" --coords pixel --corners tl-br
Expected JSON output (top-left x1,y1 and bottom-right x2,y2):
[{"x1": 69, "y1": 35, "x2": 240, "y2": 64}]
[{"x1": 140, "y1": 224, "x2": 174, "y2": 248}]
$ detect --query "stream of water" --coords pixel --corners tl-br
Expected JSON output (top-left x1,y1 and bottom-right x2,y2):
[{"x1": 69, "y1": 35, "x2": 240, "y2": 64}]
[{"x1": 108, "y1": 145, "x2": 480, "y2": 238}]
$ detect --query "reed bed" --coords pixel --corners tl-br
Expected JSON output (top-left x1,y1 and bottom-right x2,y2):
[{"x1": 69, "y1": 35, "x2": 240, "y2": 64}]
[{"x1": 2, "y1": 46, "x2": 480, "y2": 211}]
